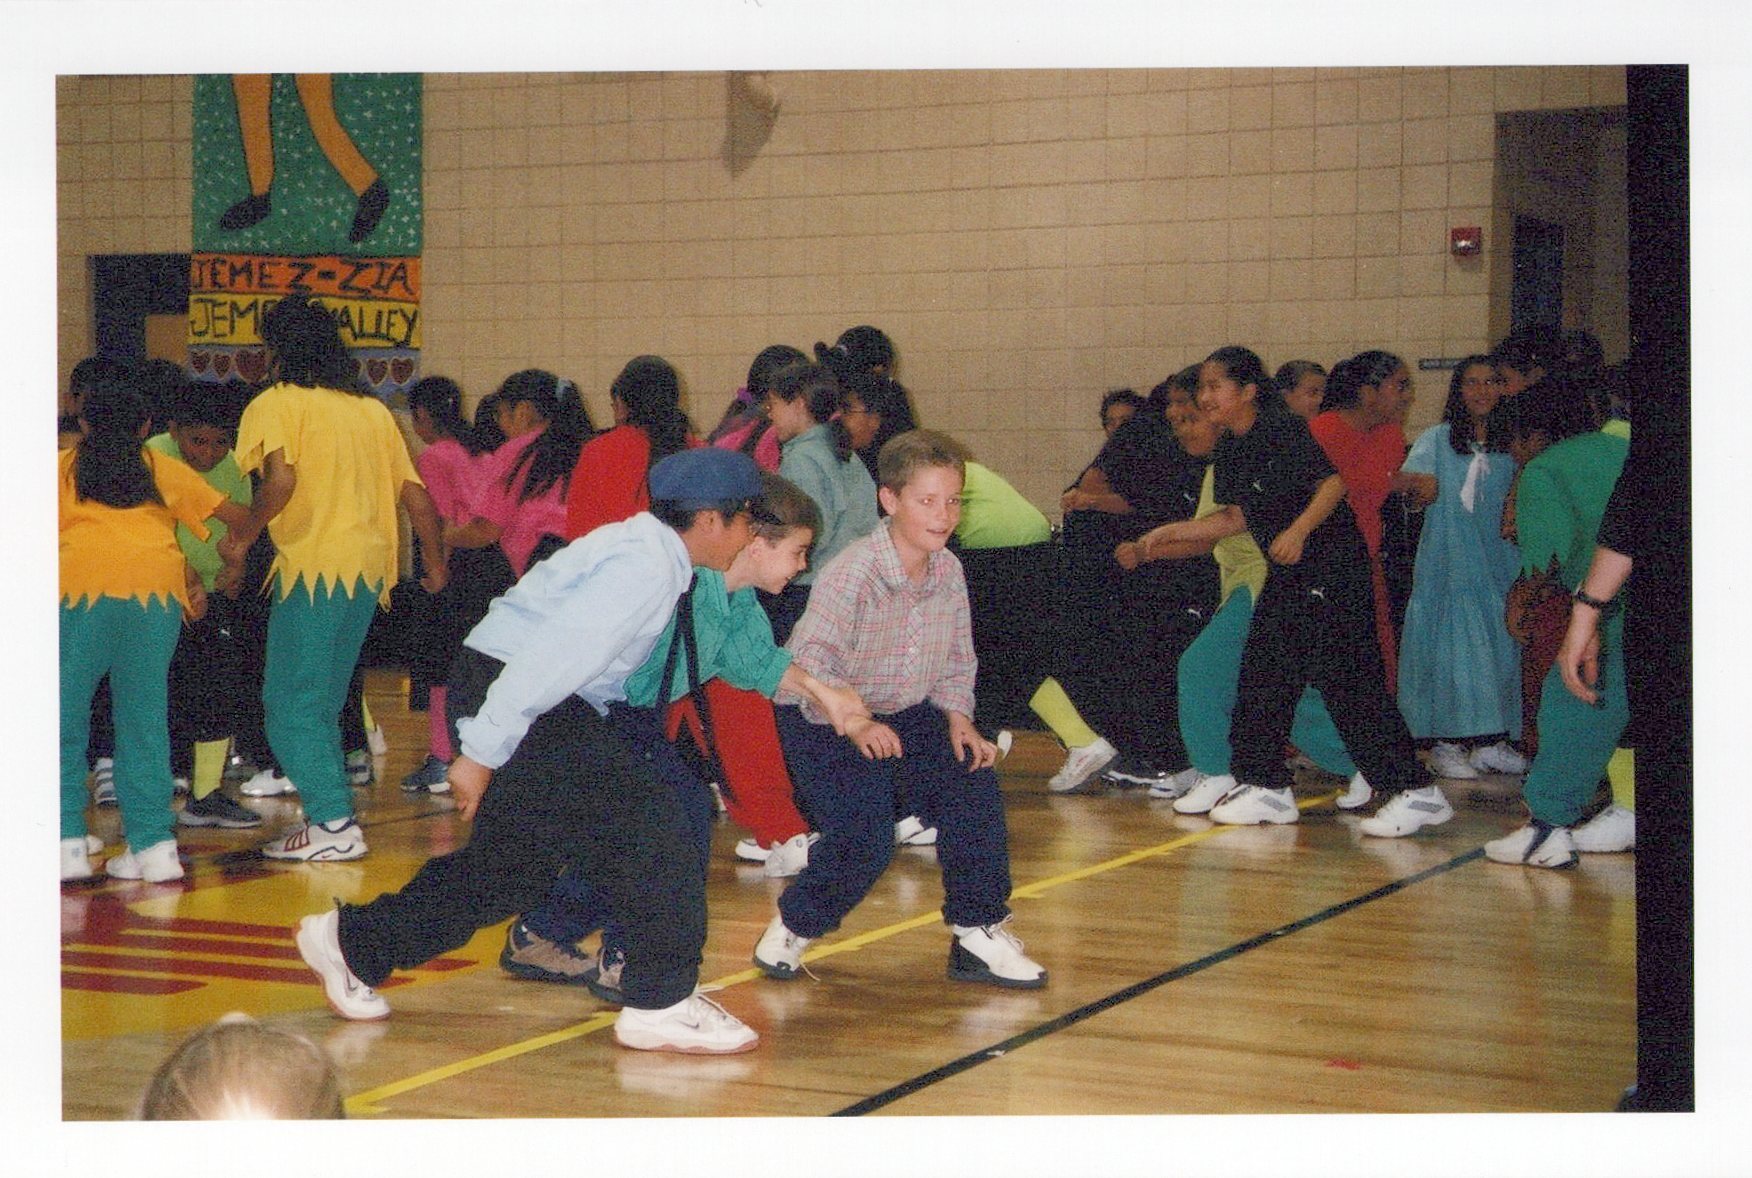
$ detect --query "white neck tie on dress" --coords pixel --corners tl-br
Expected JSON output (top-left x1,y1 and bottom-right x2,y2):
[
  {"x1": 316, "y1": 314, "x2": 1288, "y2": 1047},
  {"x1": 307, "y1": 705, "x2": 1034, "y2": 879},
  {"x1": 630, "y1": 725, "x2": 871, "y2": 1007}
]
[{"x1": 1459, "y1": 446, "x2": 1490, "y2": 513}]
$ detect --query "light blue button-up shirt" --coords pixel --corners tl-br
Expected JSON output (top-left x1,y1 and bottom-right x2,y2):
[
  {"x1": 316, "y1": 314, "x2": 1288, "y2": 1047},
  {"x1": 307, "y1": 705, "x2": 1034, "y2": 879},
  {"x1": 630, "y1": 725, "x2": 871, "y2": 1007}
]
[{"x1": 456, "y1": 512, "x2": 693, "y2": 769}]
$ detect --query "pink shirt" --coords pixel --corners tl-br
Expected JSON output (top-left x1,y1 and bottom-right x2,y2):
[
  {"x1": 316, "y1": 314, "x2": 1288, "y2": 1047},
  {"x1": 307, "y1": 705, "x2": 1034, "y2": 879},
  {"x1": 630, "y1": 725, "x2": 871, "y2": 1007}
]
[
  {"x1": 1309, "y1": 411, "x2": 1407, "y2": 557},
  {"x1": 415, "y1": 437, "x2": 489, "y2": 526},
  {"x1": 468, "y1": 427, "x2": 569, "y2": 576}
]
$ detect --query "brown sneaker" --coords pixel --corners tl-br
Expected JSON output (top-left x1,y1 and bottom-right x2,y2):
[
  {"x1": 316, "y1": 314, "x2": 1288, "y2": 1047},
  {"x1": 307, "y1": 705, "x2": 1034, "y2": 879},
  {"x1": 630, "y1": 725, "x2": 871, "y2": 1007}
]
[{"x1": 499, "y1": 920, "x2": 597, "y2": 986}]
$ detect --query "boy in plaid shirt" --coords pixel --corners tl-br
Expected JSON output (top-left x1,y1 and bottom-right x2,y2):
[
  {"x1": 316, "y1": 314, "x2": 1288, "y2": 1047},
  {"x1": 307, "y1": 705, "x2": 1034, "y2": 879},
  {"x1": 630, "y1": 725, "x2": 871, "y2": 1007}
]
[{"x1": 753, "y1": 430, "x2": 1047, "y2": 989}]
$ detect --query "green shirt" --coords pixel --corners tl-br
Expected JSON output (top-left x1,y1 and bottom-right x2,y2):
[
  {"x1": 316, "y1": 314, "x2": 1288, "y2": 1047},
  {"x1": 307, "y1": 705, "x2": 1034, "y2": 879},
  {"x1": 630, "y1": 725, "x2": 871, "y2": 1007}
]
[
  {"x1": 143, "y1": 433, "x2": 253, "y2": 591},
  {"x1": 1516, "y1": 431, "x2": 1628, "y2": 588},
  {"x1": 1198, "y1": 465, "x2": 1268, "y2": 604},
  {"x1": 621, "y1": 567, "x2": 793, "y2": 707},
  {"x1": 955, "y1": 461, "x2": 1051, "y2": 550}
]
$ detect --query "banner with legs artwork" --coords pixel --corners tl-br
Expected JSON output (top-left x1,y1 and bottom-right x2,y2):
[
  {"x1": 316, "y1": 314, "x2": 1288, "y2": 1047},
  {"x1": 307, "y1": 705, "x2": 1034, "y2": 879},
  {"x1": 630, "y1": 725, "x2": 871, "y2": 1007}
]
[{"x1": 189, "y1": 73, "x2": 422, "y2": 397}]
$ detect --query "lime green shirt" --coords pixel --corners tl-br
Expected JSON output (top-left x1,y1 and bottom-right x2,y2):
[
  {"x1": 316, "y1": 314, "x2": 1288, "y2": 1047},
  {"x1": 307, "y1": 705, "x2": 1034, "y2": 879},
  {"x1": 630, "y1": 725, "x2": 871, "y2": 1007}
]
[
  {"x1": 1198, "y1": 465, "x2": 1268, "y2": 604},
  {"x1": 143, "y1": 432, "x2": 253, "y2": 591},
  {"x1": 955, "y1": 461, "x2": 1051, "y2": 550}
]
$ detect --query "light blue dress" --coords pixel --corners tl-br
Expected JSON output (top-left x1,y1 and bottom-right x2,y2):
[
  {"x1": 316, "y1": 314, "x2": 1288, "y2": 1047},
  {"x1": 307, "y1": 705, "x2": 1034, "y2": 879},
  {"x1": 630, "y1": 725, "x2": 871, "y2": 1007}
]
[{"x1": 1395, "y1": 423, "x2": 1523, "y2": 740}]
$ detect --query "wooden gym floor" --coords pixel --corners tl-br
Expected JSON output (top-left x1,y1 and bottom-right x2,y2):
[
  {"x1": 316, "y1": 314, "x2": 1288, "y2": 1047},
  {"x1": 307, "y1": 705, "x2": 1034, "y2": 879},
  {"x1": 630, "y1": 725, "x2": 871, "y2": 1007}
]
[{"x1": 61, "y1": 668, "x2": 1634, "y2": 1124}]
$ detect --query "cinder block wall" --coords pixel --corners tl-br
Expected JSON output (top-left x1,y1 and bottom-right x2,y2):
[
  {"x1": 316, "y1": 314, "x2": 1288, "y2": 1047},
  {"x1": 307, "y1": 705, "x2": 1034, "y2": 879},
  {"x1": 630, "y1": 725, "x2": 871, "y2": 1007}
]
[{"x1": 56, "y1": 66, "x2": 1627, "y2": 514}]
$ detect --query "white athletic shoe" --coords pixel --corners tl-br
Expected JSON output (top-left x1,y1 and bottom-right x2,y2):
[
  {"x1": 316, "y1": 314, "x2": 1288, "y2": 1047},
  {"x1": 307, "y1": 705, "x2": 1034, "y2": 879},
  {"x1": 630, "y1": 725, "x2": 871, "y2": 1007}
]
[
  {"x1": 295, "y1": 908, "x2": 389, "y2": 1020},
  {"x1": 613, "y1": 992, "x2": 758, "y2": 1054},
  {"x1": 1484, "y1": 821, "x2": 1578, "y2": 869},
  {"x1": 1572, "y1": 804, "x2": 1635, "y2": 853},
  {"x1": 1335, "y1": 772, "x2": 1373, "y2": 810},
  {"x1": 733, "y1": 837, "x2": 770, "y2": 863},
  {"x1": 763, "y1": 832, "x2": 816, "y2": 879},
  {"x1": 84, "y1": 833, "x2": 104, "y2": 855},
  {"x1": 1358, "y1": 785, "x2": 1455, "y2": 838},
  {"x1": 894, "y1": 815, "x2": 937, "y2": 846},
  {"x1": 949, "y1": 918, "x2": 1047, "y2": 989},
  {"x1": 752, "y1": 913, "x2": 812, "y2": 980},
  {"x1": 263, "y1": 818, "x2": 368, "y2": 862},
  {"x1": 61, "y1": 838, "x2": 93, "y2": 882},
  {"x1": 1209, "y1": 784, "x2": 1299, "y2": 826},
  {"x1": 1469, "y1": 741, "x2": 1530, "y2": 775},
  {"x1": 1429, "y1": 741, "x2": 1480, "y2": 779},
  {"x1": 1173, "y1": 772, "x2": 1238, "y2": 815},
  {"x1": 92, "y1": 757, "x2": 116, "y2": 806},
  {"x1": 1047, "y1": 737, "x2": 1118, "y2": 793},
  {"x1": 239, "y1": 768, "x2": 296, "y2": 797},
  {"x1": 105, "y1": 839, "x2": 184, "y2": 883},
  {"x1": 1149, "y1": 766, "x2": 1206, "y2": 800},
  {"x1": 366, "y1": 723, "x2": 389, "y2": 757}
]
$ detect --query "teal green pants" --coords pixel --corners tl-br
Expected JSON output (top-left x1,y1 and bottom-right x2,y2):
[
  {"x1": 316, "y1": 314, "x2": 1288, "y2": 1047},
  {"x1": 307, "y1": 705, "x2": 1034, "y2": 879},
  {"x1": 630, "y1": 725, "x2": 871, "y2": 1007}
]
[
  {"x1": 61, "y1": 596, "x2": 182, "y2": 850},
  {"x1": 264, "y1": 576, "x2": 380, "y2": 826},
  {"x1": 1177, "y1": 586, "x2": 1358, "y2": 778},
  {"x1": 1522, "y1": 613, "x2": 1629, "y2": 826}
]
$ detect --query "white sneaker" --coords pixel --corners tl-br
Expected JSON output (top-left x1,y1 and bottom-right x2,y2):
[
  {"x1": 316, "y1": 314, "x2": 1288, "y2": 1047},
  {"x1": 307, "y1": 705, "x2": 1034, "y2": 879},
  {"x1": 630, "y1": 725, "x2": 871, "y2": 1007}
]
[
  {"x1": 1469, "y1": 741, "x2": 1530, "y2": 775},
  {"x1": 894, "y1": 815, "x2": 937, "y2": 846},
  {"x1": 61, "y1": 838, "x2": 93, "y2": 882},
  {"x1": 172, "y1": 776, "x2": 191, "y2": 796},
  {"x1": 1485, "y1": 821, "x2": 1578, "y2": 869},
  {"x1": 753, "y1": 913, "x2": 812, "y2": 980},
  {"x1": 763, "y1": 832, "x2": 817, "y2": 879},
  {"x1": 1209, "y1": 784, "x2": 1299, "y2": 826},
  {"x1": 263, "y1": 818, "x2": 368, "y2": 862},
  {"x1": 105, "y1": 839, "x2": 184, "y2": 882},
  {"x1": 1572, "y1": 804, "x2": 1635, "y2": 853},
  {"x1": 1174, "y1": 772, "x2": 1238, "y2": 815},
  {"x1": 295, "y1": 908, "x2": 390, "y2": 1020},
  {"x1": 1429, "y1": 742, "x2": 1480, "y2": 779},
  {"x1": 92, "y1": 757, "x2": 116, "y2": 806},
  {"x1": 1047, "y1": 737, "x2": 1118, "y2": 793},
  {"x1": 1335, "y1": 772, "x2": 1373, "y2": 810},
  {"x1": 1358, "y1": 785, "x2": 1454, "y2": 838},
  {"x1": 1148, "y1": 766, "x2": 1205, "y2": 800},
  {"x1": 366, "y1": 723, "x2": 389, "y2": 757},
  {"x1": 345, "y1": 749, "x2": 373, "y2": 787},
  {"x1": 949, "y1": 917, "x2": 1047, "y2": 989},
  {"x1": 733, "y1": 837, "x2": 770, "y2": 863},
  {"x1": 994, "y1": 730, "x2": 1014, "y2": 761},
  {"x1": 614, "y1": 992, "x2": 758, "y2": 1054},
  {"x1": 84, "y1": 833, "x2": 104, "y2": 855},
  {"x1": 239, "y1": 768, "x2": 296, "y2": 797}
]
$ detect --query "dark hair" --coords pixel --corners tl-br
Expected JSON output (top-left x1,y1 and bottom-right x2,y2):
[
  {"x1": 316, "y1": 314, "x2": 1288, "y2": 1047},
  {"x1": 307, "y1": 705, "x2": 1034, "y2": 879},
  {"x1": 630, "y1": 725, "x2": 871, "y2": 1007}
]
[
  {"x1": 1203, "y1": 346, "x2": 1273, "y2": 409},
  {"x1": 70, "y1": 356, "x2": 124, "y2": 396},
  {"x1": 74, "y1": 366, "x2": 162, "y2": 508},
  {"x1": 769, "y1": 361, "x2": 855, "y2": 462},
  {"x1": 611, "y1": 355, "x2": 693, "y2": 466},
  {"x1": 876, "y1": 428, "x2": 967, "y2": 493},
  {"x1": 840, "y1": 368, "x2": 918, "y2": 479},
  {"x1": 1560, "y1": 329, "x2": 1605, "y2": 378},
  {"x1": 746, "y1": 345, "x2": 807, "y2": 398},
  {"x1": 650, "y1": 497, "x2": 745, "y2": 532},
  {"x1": 1148, "y1": 365, "x2": 1201, "y2": 413},
  {"x1": 135, "y1": 359, "x2": 186, "y2": 427},
  {"x1": 494, "y1": 369, "x2": 594, "y2": 503},
  {"x1": 168, "y1": 378, "x2": 238, "y2": 432},
  {"x1": 1099, "y1": 388, "x2": 1145, "y2": 424},
  {"x1": 1441, "y1": 355, "x2": 1511, "y2": 455},
  {"x1": 261, "y1": 295, "x2": 362, "y2": 392},
  {"x1": 1324, "y1": 350, "x2": 1404, "y2": 410},
  {"x1": 408, "y1": 376, "x2": 490, "y2": 455},
  {"x1": 1492, "y1": 327, "x2": 1562, "y2": 377},
  {"x1": 1508, "y1": 373, "x2": 1600, "y2": 447},
  {"x1": 471, "y1": 391, "x2": 508, "y2": 452},
  {"x1": 834, "y1": 325, "x2": 895, "y2": 373},
  {"x1": 753, "y1": 471, "x2": 823, "y2": 541},
  {"x1": 1271, "y1": 360, "x2": 1327, "y2": 409}
]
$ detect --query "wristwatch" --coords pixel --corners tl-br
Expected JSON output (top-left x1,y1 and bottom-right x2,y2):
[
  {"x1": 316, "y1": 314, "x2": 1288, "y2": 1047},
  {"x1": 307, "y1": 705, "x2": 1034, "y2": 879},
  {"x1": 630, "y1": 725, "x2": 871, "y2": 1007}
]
[{"x1": 1572, "y1": 587, "x2": 1618, "y2": 613}]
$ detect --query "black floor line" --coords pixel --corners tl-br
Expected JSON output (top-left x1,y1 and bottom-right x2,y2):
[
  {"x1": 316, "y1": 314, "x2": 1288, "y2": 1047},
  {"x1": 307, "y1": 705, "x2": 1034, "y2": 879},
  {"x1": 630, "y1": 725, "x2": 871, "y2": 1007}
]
[{"x1": 831, "y1": 846, "x2": 1486, "y2": 1117}]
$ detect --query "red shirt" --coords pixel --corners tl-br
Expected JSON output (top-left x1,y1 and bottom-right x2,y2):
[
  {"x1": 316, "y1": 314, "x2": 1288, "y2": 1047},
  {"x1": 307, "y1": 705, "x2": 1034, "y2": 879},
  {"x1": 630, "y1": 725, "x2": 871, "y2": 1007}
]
[
  {"x1": 1308, "y1": 411, "x2": 1407, "y2": 557},
  {"x1": 564, "y1": 425, "x2": 705, "y2": 541}
]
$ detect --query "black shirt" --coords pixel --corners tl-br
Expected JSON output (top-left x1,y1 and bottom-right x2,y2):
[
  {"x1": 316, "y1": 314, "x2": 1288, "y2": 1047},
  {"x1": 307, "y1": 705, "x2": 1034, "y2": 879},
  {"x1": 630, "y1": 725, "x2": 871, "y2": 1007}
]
[
  {"x1": 1212, "y1": 408, "x2": 1370, "y2": 590},
  {"x1": 1093, "y1": 413, "x2": 1204, "y2": 532}
]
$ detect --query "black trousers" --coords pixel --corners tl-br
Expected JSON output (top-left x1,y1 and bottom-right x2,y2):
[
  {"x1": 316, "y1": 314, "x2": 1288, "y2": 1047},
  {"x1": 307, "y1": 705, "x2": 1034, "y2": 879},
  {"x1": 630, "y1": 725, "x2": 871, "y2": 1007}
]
[
  {"x1": 1231, "y1": 572, "x2": 1429, "y2": 793},
  {"x1": 958, "y1": 541, "x2": 1060, "y2": 732},
  {"x1": 167, "y1": 593, "x2": 249, "y2": 776},
  {"x1": 337, "y1": 646, "x2": 704, "y2": 1009}
]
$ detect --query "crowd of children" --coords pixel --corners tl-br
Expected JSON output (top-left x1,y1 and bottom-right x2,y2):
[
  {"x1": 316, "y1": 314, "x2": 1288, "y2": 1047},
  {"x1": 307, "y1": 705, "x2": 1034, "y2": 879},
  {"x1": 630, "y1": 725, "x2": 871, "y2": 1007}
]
[{"x1": 61, "y1": 313, "x2": 1632, "y2": 1063}]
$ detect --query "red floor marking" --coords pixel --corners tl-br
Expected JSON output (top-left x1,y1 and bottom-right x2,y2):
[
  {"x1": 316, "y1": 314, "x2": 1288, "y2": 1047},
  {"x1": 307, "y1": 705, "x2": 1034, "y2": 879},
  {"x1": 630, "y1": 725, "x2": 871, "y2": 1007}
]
[
  {"x1": 1325, "y1": 1058, "x2": 1363, "y2": 1070},
  {"x1": 60, "y1": 950, "x2": 322, "y2": 985},
  {"x1": 62, "y1": 970, "x2": 203, "y2": 995},
  {"x1": 108, "y1": 932, "x2": 305, "y2": 960}
]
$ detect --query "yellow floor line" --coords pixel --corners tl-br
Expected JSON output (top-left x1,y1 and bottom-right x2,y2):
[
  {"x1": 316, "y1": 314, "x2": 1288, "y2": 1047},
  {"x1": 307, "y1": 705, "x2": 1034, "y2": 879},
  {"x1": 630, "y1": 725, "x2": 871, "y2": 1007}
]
[{"x1": 344, "y1": 789, "x2": 1341, "y2": 1114}]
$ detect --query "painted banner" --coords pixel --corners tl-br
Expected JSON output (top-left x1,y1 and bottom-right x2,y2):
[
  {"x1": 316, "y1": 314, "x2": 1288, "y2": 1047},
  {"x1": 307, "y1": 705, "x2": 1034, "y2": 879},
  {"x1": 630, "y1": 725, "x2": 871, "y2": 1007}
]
[{"x1": 189, "y1": 73, "x2": 422, "y2": 396}]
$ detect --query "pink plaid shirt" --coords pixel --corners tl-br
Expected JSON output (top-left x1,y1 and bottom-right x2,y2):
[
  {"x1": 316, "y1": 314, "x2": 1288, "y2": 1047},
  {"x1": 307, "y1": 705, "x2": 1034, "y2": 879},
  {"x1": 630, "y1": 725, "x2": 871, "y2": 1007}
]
[{"x1": 778, "y1": 519, "x2": 977, "y2": 724}]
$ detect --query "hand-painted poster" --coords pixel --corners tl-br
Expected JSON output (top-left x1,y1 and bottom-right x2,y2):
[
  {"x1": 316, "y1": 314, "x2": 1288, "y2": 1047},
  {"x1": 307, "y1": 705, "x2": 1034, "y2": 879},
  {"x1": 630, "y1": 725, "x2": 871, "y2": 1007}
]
[{"x1": 189, "y1": 73, "x2": 421, "y2": 396}]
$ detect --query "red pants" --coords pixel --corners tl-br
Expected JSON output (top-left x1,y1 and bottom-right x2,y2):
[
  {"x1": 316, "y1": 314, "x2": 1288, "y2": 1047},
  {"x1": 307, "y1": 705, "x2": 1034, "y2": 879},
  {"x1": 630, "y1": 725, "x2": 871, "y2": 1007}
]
[{"x1": 665, "y1": 679, "x2": 809, "y2": 848}]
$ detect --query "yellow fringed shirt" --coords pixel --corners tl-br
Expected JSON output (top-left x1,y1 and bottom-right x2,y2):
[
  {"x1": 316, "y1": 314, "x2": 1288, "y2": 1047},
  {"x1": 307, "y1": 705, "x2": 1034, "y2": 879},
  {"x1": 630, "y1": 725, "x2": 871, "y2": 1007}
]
[{"x1": 58, "y1": 447, "x2": 226, "y2": 611}]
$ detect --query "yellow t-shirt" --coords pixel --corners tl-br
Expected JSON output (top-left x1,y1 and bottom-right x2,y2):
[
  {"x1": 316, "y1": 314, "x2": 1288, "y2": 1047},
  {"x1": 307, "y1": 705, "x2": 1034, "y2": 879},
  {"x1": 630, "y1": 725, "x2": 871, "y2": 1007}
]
[
  {"x1": 1198, "y1": 464, "x2": 1268, "y2": 605},
  {"x1": 234, "y1": 382, "x2": 421, "y2": 604},
  {"x1": 59, "y1": 447, "x2": 226, "y2": 610}
]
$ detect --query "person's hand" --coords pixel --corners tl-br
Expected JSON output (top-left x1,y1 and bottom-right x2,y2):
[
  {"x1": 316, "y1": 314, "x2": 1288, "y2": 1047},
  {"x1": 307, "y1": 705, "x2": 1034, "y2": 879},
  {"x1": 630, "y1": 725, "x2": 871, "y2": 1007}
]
[
  {"x1": 185, "y1": 577, "x2": 208, "y2": 623},
  {"x1": 421, "y1": 555, "x2": 449, "y2": 595},
  {"x1": 217, "y1": 530, "x2": 251, "y2": 567},
  {"x1": 1114, "y1": 539, "x2": 1142, "y2": 571},
  {"x1": 1268, "y1": 527, "x2": 1305, "y2": 565},
  {"x1": 447, "y1": 755, "x2": 492, "y2": 820},
  {"x1": 1060, "y1": 489, "x2": 1090, "y2": 513},
  {"x1": 1557, "y1": 610, "x2": 1604, "y2": 705},
  {"x1": 947, "y1": 711, "x2": 998, "y2": 770},
  {"x1": 814, "y1": 682, "x2": 871, "y2": 736},
  {"x1": 846, "y1": 716, "x2": 902, "y2": 760}
]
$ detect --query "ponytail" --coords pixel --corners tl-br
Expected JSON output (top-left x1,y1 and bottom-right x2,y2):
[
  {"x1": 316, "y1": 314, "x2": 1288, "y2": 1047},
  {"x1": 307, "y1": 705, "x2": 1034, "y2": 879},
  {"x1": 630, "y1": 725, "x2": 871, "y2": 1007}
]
[
  {"x1": 496, "y1": 369, "x2": 596, "y2": 502},
  {"x1": 74, "y1": 368, "x2": 161, "y2": 508},
  {"x1": 610, "y1": 355, "x2": 694, "y2": 468}
]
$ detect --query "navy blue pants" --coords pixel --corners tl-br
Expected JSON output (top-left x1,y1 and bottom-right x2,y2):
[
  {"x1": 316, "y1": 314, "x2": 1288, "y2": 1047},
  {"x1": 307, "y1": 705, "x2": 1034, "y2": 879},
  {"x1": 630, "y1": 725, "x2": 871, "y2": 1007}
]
[{"x1": 775, "y1": 702, "x2": 1014, "y2": 939}]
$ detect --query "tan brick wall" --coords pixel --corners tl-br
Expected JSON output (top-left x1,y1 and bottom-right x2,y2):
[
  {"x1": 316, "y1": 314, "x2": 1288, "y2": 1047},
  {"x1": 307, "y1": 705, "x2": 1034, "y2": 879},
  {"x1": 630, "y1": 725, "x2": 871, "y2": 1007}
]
[{"x1": 56, "y1": 66, "x2": 1628, "y2": 513}]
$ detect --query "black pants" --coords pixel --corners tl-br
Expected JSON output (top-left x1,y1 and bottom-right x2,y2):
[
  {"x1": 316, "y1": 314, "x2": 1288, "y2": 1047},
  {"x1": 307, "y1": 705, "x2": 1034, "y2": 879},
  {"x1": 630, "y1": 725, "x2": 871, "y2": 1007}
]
[
  {"x1": 336, "y1": 647, "x2": 705, "y2": 1009},
  {"x1": 167, "y1": 593, "x2": 248, "y2": 777},
  {"x1": 1231, "y1": 573, "x2": 1429, "y2": 792},
  {"x1": 958, "y1": 541, "x2": 1060, "y2": 732}
]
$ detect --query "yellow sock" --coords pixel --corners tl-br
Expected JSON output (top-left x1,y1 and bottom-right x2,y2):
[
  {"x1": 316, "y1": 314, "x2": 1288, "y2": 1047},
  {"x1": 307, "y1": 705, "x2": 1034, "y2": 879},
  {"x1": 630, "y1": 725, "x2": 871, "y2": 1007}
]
[
  {"x1": 1029, "y1": 678, "x2": 1099, "y2": 748},
  {"x1": 361, "y1": 694, "x2": 375, "y2": 734},
  {"x1": 192, "y1": 739, "x2": 229, "y2": 801},
  {"x1": 1606, "y1": 746, "x2": 1634, "y2": 811}
]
